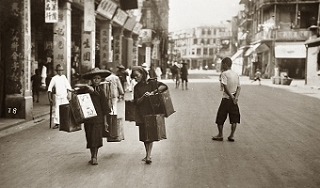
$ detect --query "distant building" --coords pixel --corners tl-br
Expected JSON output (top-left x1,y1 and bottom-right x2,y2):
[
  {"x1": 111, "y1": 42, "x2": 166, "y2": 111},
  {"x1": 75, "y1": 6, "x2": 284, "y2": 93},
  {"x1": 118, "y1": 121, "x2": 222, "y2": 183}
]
[{"x1": 168, "y1": 24, "x2": 233, "y2": 70}]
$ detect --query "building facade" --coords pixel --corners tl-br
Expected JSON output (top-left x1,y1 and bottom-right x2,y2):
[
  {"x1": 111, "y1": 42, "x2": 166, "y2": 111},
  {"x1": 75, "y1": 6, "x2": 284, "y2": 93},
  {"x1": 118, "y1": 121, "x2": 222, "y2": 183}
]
[
  {"x1": 168, "y1": 24, "x2": 233, "y2": 71},
  {"x1": 0, "y1": 0, "x2": 168, "y2": 120},
  {"x1": 237, "y1": 0, "x2": 318, "y2": 79}
]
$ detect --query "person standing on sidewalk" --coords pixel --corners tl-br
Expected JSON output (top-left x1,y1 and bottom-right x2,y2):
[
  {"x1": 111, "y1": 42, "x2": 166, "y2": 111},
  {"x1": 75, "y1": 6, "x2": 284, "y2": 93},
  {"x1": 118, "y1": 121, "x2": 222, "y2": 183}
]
[
  {"x1": 131, "y1": 66, "x2": 168, "y2": 164},
  {"x1": 31, "y1": 69, "x2": 41, "y2": 103},
  {"x1": 212, "y1": 57, "x2": 241, "y2": 142},
  {"x1": 47, "y1": 64, "x2": 73, "y2": 129},
  {"x1": 82, "y1": 67, "x2": 111, "y2": 165},
  {"x1": 251, "y1": 68, "x2": 262, "y2": 85}
]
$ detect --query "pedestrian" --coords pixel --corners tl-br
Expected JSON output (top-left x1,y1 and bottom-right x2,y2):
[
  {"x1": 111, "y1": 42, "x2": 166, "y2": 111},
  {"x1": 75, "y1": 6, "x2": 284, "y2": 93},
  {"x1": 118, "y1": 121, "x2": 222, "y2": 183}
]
[
  {"x1": 116, "y1": 65, "x2": 128, "y2": 93},
  {"x1": 148, "y1": 63, "x2": 157, "y2": 79},
  {"x1": 47, "y1": 64, "x2": 73, "y2": 129},
  {"x1": 31, "y1": 69, "x2": 41, "y2": 103},
  {"x1": 173, "y1": 62, "x2": 181, "y2": 88},
  {"x1": 155, "y1": 66, "x2": 162, "y2": 80},
  {"x1": 131, "y1": 66, "x2": 168, "y2": 164},
  {"x1": 81, "y1": 67, "x2": 112, "y2": 165},
  {"x1": 125, "y1": 66, "x2": 134, "y2": 92},
  {"x1": 180, "y1": 62, "x2": 188, "y2": 90},
  {"x1": 251, "y1": 68, "x2": 262, "y2": 85},
  {"x1": 105, "y1": 67, "x2": 124, "y2": 115},
  {"x1": 212, "y1": 57, "x2": 241, "y2": 142}
]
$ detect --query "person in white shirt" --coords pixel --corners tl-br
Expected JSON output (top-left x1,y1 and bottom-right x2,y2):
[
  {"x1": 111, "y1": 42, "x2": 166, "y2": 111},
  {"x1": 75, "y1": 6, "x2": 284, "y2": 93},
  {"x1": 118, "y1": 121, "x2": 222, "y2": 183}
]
[
  {"x1": 47, "y1": 64, "x2": 73, "y2": 129},
  {"x1": 212, "y1": 57, "x2": 241, "y2": 142},
  {"x1": 104, "y1": 68, "x2": 124, "y2": 115}
]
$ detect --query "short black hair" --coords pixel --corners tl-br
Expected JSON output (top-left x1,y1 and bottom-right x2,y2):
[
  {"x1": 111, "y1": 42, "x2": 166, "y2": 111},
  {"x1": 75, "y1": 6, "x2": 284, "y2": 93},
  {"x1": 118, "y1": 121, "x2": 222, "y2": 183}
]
[{"x1": 221, "y1": 57, "x2": 232, "y2": 67}]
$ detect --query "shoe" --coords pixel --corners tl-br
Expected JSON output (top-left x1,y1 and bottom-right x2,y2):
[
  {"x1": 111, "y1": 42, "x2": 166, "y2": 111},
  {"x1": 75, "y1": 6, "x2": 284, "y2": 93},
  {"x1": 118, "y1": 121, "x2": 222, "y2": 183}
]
[
  {"x1": 52, "y1": 124, "x2": 59, "y2": 129},
  {"x1": 212, "y1": 136, "x2": 223, "y2": 141},
  {"x1": 142, "y1": 157, "x2": 151, "y2": 162},
  {"x1": 146, "y1": 159, "x2": 152, "y2": 164},
  {"x1": 227, "y1": 137, "x2": 235, "y2": 142}
]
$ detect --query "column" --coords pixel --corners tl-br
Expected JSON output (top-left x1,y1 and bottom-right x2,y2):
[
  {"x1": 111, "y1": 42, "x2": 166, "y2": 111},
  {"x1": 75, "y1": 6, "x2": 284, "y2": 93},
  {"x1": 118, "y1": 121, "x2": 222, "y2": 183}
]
[
  {"x1": 132, "y1": 35, "x2": 139, "y2": 67},
  {"x1": 99, "y1": 20, "x2": 112, "y2": 70},
  {"x1": 53, "y1": 1, "x2": 72, "y2": 81},
  {"x1": 4, "y1": 0, "x2": 32, "y2": 120},
  {"x1": 80, "y1": 20, "x2": 95, "y2": 74}
]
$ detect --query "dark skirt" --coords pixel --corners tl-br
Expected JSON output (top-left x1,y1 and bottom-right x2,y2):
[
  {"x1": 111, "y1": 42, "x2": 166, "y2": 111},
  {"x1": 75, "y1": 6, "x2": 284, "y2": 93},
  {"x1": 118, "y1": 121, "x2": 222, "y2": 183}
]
[
  {"x1": 84, "y1": 122, "x2": 103, "y2": 148},
  {"x1": 137, "y1": 123, "x2": 161, "y2": 143}
]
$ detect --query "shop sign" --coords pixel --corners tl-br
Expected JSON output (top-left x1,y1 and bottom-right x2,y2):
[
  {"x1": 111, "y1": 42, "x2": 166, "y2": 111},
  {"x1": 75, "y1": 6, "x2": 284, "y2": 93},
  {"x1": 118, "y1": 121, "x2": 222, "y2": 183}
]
[
  {"x1": 132, "y1": 23, "x2": 142, "y2": 35},
  {"x1": 139, "y1": 29, "x2": 152, "y2": 44},
  {"x1": 45, "y1": 0, "x2": 58, "y2": 23},
  {"x1": 113, "y1": 8, "x2": 128, "y2": 26},
  {"x1": 124, "y1": 16, "x2": 137, "y2": 31},
  {"x1": 84, "y1": 0, "x2": 95, "y2": 31},
  {"x1": 97, "y1": 0, "x2": 117, "y2": 20}
]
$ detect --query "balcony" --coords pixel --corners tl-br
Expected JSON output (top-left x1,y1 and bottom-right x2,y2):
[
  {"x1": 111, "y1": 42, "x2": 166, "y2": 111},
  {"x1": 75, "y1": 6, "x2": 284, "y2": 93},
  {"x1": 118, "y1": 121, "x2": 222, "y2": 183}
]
[{"x1": 253, "y1": 29, "x2": 310, "y2": 42}]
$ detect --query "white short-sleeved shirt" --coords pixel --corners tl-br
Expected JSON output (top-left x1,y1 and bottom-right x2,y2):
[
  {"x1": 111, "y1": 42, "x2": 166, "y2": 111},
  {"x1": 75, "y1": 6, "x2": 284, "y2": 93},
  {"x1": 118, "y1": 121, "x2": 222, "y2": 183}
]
[
  {"x1": 47, "y1": 74, "x2": 72, "y2": 98},
  {"x1": 221, "y1": 69, "x2": 240, "y2": 99}
]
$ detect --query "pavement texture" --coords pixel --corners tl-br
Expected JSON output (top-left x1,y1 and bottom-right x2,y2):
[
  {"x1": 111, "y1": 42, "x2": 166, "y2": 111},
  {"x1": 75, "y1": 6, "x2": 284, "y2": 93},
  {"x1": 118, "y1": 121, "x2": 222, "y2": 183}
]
[{"x1": 0, "y1": 69, "x2": 319, "y2": 138}]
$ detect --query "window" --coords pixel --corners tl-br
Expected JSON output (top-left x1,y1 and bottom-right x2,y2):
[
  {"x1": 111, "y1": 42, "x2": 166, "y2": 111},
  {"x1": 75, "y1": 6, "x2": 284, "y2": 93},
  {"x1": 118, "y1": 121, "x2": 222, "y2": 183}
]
[
  {"x1": 203, "y1": 48, "x2": 208, "y2": 55},
  {"x1": 208, "y1": 30, "x2": 211, "y2": 35},
  {"x1": 209, "y1": 48, "x2": 214, "y2": 55},
  {"x1": 197, "y1": 48, "x2": 201, "y2": 55},
  {"x1": 193, "y1": 39, "x2": 198, "y2": 45}
]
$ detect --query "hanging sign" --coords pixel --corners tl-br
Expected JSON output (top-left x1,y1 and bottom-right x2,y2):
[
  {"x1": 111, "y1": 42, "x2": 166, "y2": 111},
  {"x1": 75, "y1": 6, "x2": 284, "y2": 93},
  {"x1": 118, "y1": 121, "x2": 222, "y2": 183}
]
[
  {"x1": 132, "y1": 23, "x2": 142, "y2": 35},
  {"x1": 124, "y1": 16, "x2": 137, "y2": 31},
  {"x1": 45, "y1": 0, "x2": 58, "y2": 23},
  {"x1": 97, "y1": 0, "x2": 118, "y2": 20},
  {"x1": 113, "y1": 8, "x2": 128, "y2": 26}
]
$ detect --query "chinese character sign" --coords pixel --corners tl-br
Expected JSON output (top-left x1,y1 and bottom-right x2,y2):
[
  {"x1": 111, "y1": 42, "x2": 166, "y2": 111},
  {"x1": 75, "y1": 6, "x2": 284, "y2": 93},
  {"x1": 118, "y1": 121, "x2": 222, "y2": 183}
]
[{"x1": 45, "y1": 0, "x2": 58, "y2": 23}]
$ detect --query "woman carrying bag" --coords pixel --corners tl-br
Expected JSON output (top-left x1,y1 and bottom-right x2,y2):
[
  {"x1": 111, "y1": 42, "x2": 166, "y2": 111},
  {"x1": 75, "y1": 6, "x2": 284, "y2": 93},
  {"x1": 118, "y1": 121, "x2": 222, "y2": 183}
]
[
  {"x1": 81, "y1": 68, "x2": 111, "y2": 165},
  {"x1": 131, "y1": 66, "x2": 168, "y2": 164}
]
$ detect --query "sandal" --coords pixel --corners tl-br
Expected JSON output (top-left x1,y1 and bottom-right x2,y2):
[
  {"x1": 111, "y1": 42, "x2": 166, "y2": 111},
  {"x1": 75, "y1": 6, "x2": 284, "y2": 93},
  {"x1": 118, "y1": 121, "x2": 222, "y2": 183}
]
[
  {"x1": 212, "y1": 136, "x2": 223, "y2": 141},
  {"x1": 52, "y1": 124, "x2": 59, "y2": 129}
]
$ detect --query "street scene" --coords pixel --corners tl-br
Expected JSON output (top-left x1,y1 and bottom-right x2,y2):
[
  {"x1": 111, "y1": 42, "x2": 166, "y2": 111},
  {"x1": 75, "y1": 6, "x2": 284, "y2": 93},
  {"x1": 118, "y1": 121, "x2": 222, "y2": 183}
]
[
  {"x1": 1, "y1": 0, "x2": 320, "y2": 188},
  {"x1": 1, "y1": 71, "x2": 320, "y2": 188}
]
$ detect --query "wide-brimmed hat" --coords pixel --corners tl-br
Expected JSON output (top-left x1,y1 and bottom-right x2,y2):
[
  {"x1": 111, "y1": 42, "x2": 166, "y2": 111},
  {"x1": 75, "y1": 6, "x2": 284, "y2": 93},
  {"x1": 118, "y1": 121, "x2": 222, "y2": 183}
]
[
  {"x1": 117, "y1": 65, "x2": 125, "y2": 69},
  {"x1": 55, "y1": 64, "x2": 64, "y2": 71},
  {"x1": 82, "y1": 67, "x2": 111, "y2": 80}
]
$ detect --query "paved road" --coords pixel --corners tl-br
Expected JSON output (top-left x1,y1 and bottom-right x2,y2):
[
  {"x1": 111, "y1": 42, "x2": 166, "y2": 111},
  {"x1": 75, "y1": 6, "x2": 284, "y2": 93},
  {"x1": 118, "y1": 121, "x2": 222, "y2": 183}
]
[{"x1": 1, "y1": 76, "x2": 320, "y2": 188}]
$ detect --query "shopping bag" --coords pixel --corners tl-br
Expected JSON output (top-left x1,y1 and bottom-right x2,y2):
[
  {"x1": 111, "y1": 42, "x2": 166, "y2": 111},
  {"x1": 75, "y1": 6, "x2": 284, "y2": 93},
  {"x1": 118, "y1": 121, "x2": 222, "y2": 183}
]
[
  {"x1": 106, "y1": 114, "x2": 124, "y2": 142},
  {"x1": 59, "y1": 104, "x2": 82, "y2": 132},
  {"x1": 143, "y1": 114, "x2": 166, "y2": 142},
  {"x1": 158, "y1": 90, "x2": 175, "y2": 117},
  {"x1": 69, "y1": 93, "x2": 97, "y2": 124},
  {"x1": 125, "y1": 100, "x2": 135, "y2": 122}
]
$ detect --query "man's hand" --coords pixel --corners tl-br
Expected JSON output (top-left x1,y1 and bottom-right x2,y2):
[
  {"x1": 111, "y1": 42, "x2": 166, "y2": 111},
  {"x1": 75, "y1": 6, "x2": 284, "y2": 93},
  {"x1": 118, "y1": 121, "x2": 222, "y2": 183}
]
[{"x1": 232, "y1": 97, "x2": 238, "y2": 105}]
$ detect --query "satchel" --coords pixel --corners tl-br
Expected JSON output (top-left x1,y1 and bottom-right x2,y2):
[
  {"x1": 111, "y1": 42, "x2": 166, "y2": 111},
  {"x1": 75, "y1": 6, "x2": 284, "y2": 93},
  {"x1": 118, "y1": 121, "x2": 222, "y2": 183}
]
[
  {"x1": 125, "y1": 100, "x2": 135, "y2": 121},
  {"x1": 59, "y1": 104, "x2": 82, "y2": 132},
  {"x1": 106, "y1": 114, "x2": 124, "y2": 142}
]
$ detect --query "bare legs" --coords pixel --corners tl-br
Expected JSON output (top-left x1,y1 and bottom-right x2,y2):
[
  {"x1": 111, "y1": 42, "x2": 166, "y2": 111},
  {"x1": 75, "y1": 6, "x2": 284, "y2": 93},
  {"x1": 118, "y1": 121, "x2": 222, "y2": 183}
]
[
  {"x1": 89, "y1": 147, "x2": 98, "y2": 165},
  {"x1": 212, "y1": 123, "x2": 237, "y2": 142},
  {"x1": 143, "y1": 142, "x2": 153, "y2": 164}
]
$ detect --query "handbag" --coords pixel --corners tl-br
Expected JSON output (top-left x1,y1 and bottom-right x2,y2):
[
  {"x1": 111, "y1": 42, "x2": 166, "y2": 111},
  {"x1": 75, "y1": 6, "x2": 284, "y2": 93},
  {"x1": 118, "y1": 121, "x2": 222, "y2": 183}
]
[
  {"x1": 125, "y1": 100, "x2": 135, "y2": 121},
  {"x1": 59, "y1": 104, "x2": 82, "y2": 132}
]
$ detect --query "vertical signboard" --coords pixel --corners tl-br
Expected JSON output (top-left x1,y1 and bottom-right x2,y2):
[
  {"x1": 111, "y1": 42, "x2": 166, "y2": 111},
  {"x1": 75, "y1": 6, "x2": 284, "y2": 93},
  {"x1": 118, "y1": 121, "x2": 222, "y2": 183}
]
[
  {"x1": 145, "y1": 46, "x2": 151, "y2": 67},
  {"x1": 45, "y1": 0, "x2": 58, "y2": 23},
  {"x1": 100, "y1": 22, "x2": 112, "y2": 69},
  {"x1": 84, "y1": 0, "x2": 95, "y2": 32}
]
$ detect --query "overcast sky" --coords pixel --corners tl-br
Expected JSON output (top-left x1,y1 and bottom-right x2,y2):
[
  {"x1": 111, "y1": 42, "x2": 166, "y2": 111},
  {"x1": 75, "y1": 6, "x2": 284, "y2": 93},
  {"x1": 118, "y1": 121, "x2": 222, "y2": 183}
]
[{"x1": 168, "y1": 0, "x2": 243, "y2": 32}]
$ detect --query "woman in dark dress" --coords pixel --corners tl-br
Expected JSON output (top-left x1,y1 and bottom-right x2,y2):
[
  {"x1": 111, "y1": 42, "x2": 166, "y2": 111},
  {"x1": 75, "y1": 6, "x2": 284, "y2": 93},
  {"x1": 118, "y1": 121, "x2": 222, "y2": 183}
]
[
  {"x1": 82, "y1": 68, "x2": 111, "y2": 165},
  {"x1": 131, "y1": 66, "x2": 168, "y2": 164}
]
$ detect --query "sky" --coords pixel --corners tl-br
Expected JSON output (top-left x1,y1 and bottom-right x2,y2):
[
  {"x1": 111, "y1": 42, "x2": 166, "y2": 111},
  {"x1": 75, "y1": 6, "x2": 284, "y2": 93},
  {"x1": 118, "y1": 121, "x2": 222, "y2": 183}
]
[{"x1": 168, "y1": 0, "x2": 243, "y2": 32}]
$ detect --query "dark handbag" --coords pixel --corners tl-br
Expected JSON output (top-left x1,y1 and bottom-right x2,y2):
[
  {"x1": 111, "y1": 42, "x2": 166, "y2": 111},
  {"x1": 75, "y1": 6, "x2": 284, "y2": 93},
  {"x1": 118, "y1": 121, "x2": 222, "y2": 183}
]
[
  {"x1": 59, "y1": 104, "x2": 82, "y2": 132},
  {"x1": 142, "y1": 96, "x2": 167, "y2": 141},
  {"x1": 106, "y1": 114, "x2": 124, "y2": 142},
  {"x1": 149, "y1": 90, "x2": 175, "y2": 118},
  {"x1": 125, "y1": 100, "x2": 135, "y2": 121}
]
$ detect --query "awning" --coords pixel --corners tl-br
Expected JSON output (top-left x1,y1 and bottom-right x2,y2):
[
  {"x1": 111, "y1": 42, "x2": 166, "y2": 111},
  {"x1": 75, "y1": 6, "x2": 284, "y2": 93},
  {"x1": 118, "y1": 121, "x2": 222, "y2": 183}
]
[
  {"x1": 244, "y1": 43, "x2": 269, "y2": 56},
  {"x1": 275, "y1": 42, "x2": 306, "y2": 58},
  {"x1": 230, "y1": 49, "x2": 244, "y2": 61}
]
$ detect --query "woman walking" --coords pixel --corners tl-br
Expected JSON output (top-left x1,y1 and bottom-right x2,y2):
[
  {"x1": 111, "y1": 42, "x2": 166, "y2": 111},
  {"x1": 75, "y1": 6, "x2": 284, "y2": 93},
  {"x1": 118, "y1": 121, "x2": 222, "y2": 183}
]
[
  {"x1": 81, "y1": 68, "x2": 111, "y2": 165},
  {"x1": 131, "y1": 66, "x2": 168, "y2": 164}
]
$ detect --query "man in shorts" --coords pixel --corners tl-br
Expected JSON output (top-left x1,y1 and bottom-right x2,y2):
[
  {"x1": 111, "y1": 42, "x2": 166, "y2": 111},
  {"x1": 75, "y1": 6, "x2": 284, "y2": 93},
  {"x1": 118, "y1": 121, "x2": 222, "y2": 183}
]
[{"x1": 212, "y1": 57, "x2": 241, "y2": 142}]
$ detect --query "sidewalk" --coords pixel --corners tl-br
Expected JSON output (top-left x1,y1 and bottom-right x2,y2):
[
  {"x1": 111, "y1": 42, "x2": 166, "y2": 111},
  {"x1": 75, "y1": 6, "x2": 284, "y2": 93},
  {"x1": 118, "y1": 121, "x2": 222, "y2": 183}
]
[{"x1": 1, "y1": 74, "x2": 319, "y2": 137}]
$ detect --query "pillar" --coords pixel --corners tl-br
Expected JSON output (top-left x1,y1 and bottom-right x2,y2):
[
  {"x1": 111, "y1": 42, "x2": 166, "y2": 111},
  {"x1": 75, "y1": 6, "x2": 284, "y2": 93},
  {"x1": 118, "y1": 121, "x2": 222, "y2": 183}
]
[
  {"x1": 132, "y1": 35, "x2": 139, "y2": 67},
  {"x1": 4, "y1": 0, "x2": 32, "y2": 120},
  {"x1": 99, "y1": 20, "x2": 112, "y2": 70},
  {"x1": 123, "y1": 30, "x2": 133, "y2": 68},
  {"x1": 53, "y1": 1, "x2": 72, "y2": 81},
  {"x1": 80, "y1": 20, "x2": 95, "y2": 74}
]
